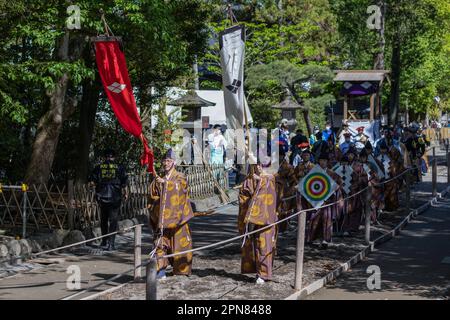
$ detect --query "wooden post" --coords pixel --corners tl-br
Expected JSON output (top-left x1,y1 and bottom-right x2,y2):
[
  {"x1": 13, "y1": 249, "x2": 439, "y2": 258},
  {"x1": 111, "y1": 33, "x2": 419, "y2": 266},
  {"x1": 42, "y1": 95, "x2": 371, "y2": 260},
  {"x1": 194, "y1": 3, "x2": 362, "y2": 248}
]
[
  {"x1": 134, "y1": 224, "x2": 142, "y2": 281},
  {"x1": 432, "y1": 147, "x2": 437, "y2": 197},
  {"x1": 146, "y1": 258, "x2": 157, "y2": 300},
  {"x1": 294, "y1": 202, "x2": 307, "y2": 291},
  {"x1": 365, "y1": 185, "x2": 372, "y2": 245}
]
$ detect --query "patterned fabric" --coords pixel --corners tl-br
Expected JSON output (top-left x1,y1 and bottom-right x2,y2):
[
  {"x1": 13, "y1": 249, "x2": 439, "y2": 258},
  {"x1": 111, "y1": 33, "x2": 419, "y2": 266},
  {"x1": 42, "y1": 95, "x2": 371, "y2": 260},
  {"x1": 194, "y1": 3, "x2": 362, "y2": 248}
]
[
  {"x1": 238, "y1": 173, "x2": 278, "y2": 280},
  {"x1": 240, "y1": 225, "x2": 277, "y2": 280},
  {"x1": 154, "y1": 222, "x2": 193, "y2": 275},
  {"x1": 149, "y1": 170, "x2": 194, "y2": 229},
  {"x1": 148, "y1": 169, "x2": 194, "y2": 274}
]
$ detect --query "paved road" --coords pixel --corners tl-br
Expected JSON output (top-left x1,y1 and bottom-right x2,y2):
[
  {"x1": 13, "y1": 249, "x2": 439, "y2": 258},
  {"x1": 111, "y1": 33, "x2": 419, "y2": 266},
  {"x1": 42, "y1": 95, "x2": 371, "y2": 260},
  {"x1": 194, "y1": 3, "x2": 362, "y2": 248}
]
[
  {"x1": 0, "y1": 203, "x2": 239, "y2": 300},
  {"x1": 306, "y1": 193, "x2": 450, "y2": 300}
]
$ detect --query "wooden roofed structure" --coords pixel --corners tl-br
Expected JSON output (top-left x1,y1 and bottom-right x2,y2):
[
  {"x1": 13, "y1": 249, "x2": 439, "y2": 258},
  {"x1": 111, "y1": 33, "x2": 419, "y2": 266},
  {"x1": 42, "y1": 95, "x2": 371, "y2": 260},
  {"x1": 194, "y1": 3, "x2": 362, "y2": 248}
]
[{"x1": 334, "y1": 70, "x2": 390, "y2": 122}]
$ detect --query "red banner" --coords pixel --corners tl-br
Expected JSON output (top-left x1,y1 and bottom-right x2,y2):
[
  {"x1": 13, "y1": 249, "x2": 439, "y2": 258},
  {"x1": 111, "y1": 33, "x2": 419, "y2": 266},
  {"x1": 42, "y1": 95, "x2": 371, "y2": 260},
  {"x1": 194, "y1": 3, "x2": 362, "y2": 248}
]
[{"x1": 94, "y1": 40, "x2": 154, "y2": 173}]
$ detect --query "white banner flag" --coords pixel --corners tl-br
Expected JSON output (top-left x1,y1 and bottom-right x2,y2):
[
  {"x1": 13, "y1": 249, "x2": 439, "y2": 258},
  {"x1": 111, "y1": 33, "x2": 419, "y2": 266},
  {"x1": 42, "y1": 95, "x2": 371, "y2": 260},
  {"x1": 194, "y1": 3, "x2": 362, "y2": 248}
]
[{"x1": 220, "y1": 25, "x2": 246, "y2": 129}]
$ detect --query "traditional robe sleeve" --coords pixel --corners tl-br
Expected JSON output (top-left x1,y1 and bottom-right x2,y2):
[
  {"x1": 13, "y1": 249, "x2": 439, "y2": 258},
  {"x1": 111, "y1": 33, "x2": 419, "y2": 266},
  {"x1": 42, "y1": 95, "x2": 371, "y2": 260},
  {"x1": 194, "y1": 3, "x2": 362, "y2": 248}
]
[
  {"x1": 238, "y1": 177, "x2": 254, "y2": 234},
  {"x1": 148, "y1": 179, "x2": 161, "y2": 231}
]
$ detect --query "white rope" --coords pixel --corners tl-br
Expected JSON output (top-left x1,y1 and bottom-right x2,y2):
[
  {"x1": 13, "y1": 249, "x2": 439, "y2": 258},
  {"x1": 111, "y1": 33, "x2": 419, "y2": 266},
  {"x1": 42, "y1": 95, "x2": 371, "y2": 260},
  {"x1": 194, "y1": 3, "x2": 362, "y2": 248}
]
[
  {"x1": 157, "y1": 186, "x2": 370, "y2": 260},
  {"x1": 154, "y1": 167, "x2": 417, "y2": 260},
  {"x1": 0, "y1": 224, "x2": 143, "y2": 264}
]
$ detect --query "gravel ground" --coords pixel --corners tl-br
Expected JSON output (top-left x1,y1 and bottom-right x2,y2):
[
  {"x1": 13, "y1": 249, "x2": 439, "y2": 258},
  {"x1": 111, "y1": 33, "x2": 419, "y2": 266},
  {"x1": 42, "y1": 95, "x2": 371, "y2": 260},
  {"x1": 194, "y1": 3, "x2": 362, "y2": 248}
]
[{"x1": 98, "y1": 191, "x2": 424, "y2": 300}]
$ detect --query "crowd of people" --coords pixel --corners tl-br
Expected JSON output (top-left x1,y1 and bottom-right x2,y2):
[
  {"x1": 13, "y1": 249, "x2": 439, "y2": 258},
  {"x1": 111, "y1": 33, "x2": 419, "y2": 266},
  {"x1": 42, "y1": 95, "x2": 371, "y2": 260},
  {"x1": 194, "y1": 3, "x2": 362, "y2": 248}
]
[{"x1": 91, "y1": 119, "x2": 433, "y2": 285}]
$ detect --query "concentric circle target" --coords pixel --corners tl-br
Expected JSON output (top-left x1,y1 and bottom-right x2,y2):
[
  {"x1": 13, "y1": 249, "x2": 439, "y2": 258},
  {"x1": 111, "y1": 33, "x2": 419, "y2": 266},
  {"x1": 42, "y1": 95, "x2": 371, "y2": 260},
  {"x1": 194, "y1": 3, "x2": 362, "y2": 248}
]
[{"x1": 303, "y1": 173, "x2": 331, "y2": 202}]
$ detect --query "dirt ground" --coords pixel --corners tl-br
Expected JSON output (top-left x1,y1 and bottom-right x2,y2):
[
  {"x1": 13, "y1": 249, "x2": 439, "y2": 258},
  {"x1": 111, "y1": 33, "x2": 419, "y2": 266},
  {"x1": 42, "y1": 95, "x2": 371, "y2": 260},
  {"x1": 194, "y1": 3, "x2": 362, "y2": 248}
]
[{"x1": 99, "y1": 195, "x2": 420, "y2": 300}]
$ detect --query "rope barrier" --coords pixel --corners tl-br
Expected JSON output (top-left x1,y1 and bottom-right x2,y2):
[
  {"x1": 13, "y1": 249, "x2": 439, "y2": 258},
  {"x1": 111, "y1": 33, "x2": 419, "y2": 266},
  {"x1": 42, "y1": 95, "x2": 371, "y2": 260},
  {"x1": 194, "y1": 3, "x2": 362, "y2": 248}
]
[
  {"x1": 153, "y1": 166, "x2": 417, "y2": 260},
  {"x1": 0, "y1": 224, "x2": 143, "y2": 264}
]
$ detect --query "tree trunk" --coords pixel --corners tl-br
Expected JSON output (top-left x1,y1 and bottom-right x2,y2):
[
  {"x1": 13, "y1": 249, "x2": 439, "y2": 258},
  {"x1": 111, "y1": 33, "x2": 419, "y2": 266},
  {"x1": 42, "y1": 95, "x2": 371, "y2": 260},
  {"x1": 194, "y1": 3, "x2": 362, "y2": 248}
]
[
  {"x1": 374, "y1": 0, "x2": 386, "y2": 70},
  {"x1": 24, "y1": 33, "x2": 71, "y2": 185},
  {"x1": 302, "y1": 110, "x2": 313, "y2": 136},
  {"x1": 290, "y1": 86, "x2": 313, "y2": 136},
  {"x1": 388, "y1": 32, "x2": 401, "y2": 126},
  {"x1": 373, "y1": 1, "x2": 386, "y2": 120},
  {"x1": 25, "y1": 74, "x2": 69, "y2": 185},
  {"x1": 75, "y1": 78, "x2": 101, "y2": 186}
]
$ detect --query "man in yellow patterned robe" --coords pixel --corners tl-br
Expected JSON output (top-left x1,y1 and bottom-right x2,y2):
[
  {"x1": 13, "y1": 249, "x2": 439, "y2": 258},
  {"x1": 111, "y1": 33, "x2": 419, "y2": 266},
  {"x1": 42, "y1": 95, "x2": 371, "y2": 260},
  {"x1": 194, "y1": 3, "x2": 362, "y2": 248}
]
[
  {"x1": 148, "y1": 149, "x2": 194, "y2": 279},
  {"x1": 238, "y1": 160, "x2": 278, "y2": 284}
]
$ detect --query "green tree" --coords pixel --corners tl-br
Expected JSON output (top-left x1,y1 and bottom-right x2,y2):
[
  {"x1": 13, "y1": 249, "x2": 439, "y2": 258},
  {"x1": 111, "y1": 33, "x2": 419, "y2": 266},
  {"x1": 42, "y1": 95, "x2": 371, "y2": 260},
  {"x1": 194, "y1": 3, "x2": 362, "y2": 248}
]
[{"x1": 0, "y1": 0, "x2": 209, "y2": 184}]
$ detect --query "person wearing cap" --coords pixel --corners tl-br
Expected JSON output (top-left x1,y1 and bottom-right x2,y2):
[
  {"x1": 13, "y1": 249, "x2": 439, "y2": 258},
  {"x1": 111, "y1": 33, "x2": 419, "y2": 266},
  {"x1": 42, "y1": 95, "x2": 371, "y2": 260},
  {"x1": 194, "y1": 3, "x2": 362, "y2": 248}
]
[
  {"x1": 238, "y1": 155, "x2": 279, "y2": 284},
  {"x1": 148, "y1": 149, "x2": 194, "y2": 279},
  {"x1": 306, "y1": 152, "x2": 342, "y2": 246},
  {"x1": 339, "y1": 132, "x2": 355, "y2": 155},
  {"x1": 90, "y1": 149, "x2": 128, "y2": 251},
  {"x1": 337, "y1": 121, "x2": 353, "y2": 145},
  {"x1": 322, "y1": 121, "x2": 335, "y2": 145},
  {"x1": 354, "y1": 126, "x2": 369, "y2": 152}
]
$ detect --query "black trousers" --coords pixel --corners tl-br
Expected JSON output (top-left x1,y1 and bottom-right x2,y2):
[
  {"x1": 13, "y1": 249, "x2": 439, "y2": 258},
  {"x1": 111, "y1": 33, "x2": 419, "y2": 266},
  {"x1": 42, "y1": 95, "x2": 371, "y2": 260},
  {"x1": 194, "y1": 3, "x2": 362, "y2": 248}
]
[{"x1": 99, "y1": 202, "x2": 120, "y2": 245}]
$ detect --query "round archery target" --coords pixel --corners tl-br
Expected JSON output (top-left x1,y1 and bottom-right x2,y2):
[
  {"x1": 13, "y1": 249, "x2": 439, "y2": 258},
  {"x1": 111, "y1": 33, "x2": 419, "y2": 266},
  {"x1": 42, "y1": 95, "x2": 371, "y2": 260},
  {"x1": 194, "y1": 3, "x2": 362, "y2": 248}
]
[{"x1": 303, "y1": 173, "x2": 331, "y2": 202}]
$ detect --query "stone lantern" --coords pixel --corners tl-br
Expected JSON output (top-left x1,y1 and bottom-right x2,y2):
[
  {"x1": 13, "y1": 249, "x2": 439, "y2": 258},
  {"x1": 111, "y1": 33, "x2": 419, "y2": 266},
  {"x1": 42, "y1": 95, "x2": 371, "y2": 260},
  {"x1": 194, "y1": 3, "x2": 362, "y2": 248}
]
[
  {"x1": 168, "y1": 90, "x2": 216, "y2": 134},
  {"x1": 272, "y1": 90, "x2": 304, "y2": 132}
]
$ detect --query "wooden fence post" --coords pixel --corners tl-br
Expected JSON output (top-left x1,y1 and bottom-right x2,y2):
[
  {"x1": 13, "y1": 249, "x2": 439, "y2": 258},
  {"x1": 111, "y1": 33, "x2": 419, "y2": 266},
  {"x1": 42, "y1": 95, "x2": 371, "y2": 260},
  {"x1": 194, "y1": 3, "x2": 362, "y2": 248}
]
[
  {"x1": 146, "y1": 257, "x2": 157, "y2": 300},
  {"x1": 294, "y1": 205, "x2": 306, "y2": 291},
  {"x1": 134, "y1": 224, "x2": 142, "y2": 281}
]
